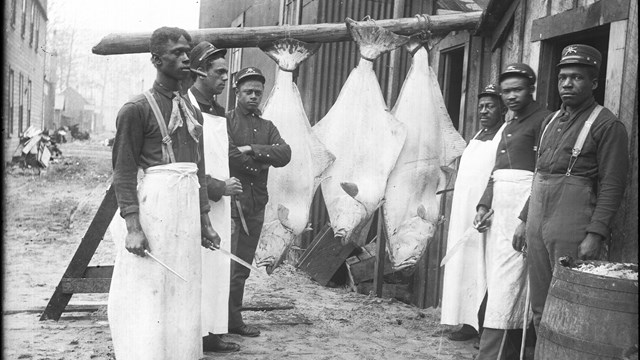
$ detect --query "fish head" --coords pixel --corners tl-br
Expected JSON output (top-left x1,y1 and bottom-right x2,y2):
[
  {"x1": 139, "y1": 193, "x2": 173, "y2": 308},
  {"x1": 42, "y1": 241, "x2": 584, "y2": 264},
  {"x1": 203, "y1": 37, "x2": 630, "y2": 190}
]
[
  {"x1": 388, "y1": 205, "x2": 438, "y2": 270},
  {"x1": 331, "y1": 194, "x2": 368, "y2": 246},
  {"x1": 254, "y1": 220, "x2": 295, "y2": 274}
]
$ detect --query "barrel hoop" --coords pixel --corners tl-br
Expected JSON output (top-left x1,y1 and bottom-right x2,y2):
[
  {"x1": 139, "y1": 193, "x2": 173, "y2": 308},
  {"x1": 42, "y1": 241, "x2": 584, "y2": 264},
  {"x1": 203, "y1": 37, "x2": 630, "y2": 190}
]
[
  {"x1": 538, "y1": 323, "x2": 624, "y2": 358},
  {"x1": 550, "y1": 284, "x2": 639, "y2": 313},
  {"x1": 556, "y1": 265, "x2": 639, "y2": 293}
]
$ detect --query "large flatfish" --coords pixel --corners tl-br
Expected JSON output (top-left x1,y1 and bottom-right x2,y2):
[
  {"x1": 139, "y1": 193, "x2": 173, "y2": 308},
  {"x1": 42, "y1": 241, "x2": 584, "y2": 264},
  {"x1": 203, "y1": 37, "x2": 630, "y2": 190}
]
[
  {"x1": 313, "y1": 18, "x2": 408, "y2": 246},
  {"x1": 383, "y1": 42, "x2": 467, "y2": 270},
  {"x1": 253, "y1": 39, "x2": 335, "y2": 274}
]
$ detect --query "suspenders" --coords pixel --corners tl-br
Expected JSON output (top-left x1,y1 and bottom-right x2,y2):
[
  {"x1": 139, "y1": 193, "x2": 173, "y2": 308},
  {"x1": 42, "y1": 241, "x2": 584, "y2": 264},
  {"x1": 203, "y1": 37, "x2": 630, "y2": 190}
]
[
  {"x1": 143, "y1": 90, "x2": 176, "y2": 164},
  {"x1": 536, "y1": 104, "x2": 603, "y2": 176}
]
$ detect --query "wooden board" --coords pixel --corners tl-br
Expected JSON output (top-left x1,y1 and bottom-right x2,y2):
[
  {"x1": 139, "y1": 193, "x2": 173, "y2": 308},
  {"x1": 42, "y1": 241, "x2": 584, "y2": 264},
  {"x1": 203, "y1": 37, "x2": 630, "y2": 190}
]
[
  {"x1": 346, "y1": 240, "x2": 395, "y2": 284},
  {"x1": 296, "y1": 223, "x2": 356, "y2": 286}
]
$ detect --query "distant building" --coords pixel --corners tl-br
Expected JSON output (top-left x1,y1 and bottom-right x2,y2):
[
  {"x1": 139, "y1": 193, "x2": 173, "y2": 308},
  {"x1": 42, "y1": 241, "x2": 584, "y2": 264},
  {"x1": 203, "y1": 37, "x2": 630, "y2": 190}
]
[
  {"x1": 54, "y1": 87, "x2": 97, "y2": 133},
  {"x1": 3, "y1": 0, "x2": 51, "y2": 162}
]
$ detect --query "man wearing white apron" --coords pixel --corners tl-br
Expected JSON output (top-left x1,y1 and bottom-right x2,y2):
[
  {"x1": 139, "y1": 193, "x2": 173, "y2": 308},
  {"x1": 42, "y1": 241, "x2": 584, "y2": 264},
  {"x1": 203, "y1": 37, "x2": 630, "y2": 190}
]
[
  {"x1": 188, "y1": 41, "x2": 242, "y2": 353},
  {"x1": 109, "y1": 27, "x2": 220, "y2": 360},
  {"x1": 513, "y1": 46, "x2": 629, "y2": 358},
  {"x1": 441, "y1": 84, "x2": 506, "y2": 341},
  {"x1": 474, "y1": 64, "x2": 550, "y2": 360}
]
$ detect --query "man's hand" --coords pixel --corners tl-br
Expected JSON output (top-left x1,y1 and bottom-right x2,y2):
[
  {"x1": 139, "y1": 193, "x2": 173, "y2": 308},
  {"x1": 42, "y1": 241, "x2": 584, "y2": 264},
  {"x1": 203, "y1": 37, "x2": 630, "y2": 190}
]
[
  {"x1": 200, "y1": 214, "x2": 221, "y2": 249},
  {"x1": 473, "y1": 206, "x2": 492, "y2": 233},
  {"x1": 578, "y1": 233, "x2": 603, "y2": 260},
  {"x1": 124, "y1": 213, "x2": 149, "y2": 257},
  {"x1": 512, "y1": 220, "x2": 526, "y2": 253},
  {"x1": 224, "y1": 177, "x2": 243, "y2": 196},
  {"x1": 237, "y1": 145, "x2": 253, "y2": 154}
]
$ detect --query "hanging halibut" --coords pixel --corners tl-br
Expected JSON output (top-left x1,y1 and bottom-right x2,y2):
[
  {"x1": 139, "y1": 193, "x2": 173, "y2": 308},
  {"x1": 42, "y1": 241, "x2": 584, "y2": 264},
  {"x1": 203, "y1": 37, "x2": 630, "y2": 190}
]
[
  {"x1": 313, "y1": 18, "x2": 408, "y2": 246},
  {"x1": 383, "y1": 42, "x2": 467, "y2": 270},
  {"x1": 253, "y1": 39, "x2": 335, "y2": 274}
]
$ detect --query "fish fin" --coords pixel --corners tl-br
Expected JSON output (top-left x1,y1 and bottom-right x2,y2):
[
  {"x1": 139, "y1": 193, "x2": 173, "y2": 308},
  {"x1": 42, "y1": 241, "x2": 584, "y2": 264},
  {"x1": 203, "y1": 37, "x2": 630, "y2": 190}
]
[
  {"x1": 304, "y1": 223, "x2": 313, "y2": 232},
  {"x1": 345, "y1": 18, "x2": 409, "y2": 60},
  {"x1": 440, "y1": 165, "x2": 456, "y2": 174},
  {"x1": 417, "y1": 205, "x2": 427, "y2": 220},
  {"x1": 340, "y1": 182, "x2": 359, "y2": 198},
  {"x1": 259, "y1": 39, "x2": 322, "y2": 71},
  {"x1": 427, "y1": 67, "x2": 467, "y2": 165},
  {"x1": 404, "y1": 39, "x2": 424, "y2": 55},
  {"x1": 277, "y1": 204, "x2": 294, "y2": 231}
]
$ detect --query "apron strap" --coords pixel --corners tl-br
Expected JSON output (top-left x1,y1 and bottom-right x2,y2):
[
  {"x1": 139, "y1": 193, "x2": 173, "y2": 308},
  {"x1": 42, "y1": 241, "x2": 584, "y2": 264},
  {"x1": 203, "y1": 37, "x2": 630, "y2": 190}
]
[
  {"x1": 143, "y1": 90, "x2": 176, "y2": 164},
  {"x1": 565, "y1": 104, "x2": 603, "y2": 176}
]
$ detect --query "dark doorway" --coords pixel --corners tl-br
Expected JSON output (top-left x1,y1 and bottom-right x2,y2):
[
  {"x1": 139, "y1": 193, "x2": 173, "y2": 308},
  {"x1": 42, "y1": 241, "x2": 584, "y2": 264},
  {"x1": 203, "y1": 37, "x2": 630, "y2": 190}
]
[
  {"x1": 538, "y1": 24, "x2": 610, "y2": 111},
  {"x1": 438, "y1": 46, "x2": 465, "y2": 131}
]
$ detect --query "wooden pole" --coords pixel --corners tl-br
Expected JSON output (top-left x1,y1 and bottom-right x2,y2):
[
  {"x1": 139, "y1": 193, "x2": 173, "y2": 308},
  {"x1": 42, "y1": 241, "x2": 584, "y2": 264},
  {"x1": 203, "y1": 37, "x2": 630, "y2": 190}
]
[
  {"x1": 92, "y1": 12, "x2": 482, "y2": 55},
  {"x1": 373, "y1": 208, "x2": 387, "y2": 297}
]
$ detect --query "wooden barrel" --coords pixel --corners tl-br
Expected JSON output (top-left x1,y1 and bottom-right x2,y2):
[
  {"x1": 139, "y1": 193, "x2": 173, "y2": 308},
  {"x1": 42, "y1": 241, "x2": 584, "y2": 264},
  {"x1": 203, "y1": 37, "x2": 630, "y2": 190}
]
[{"x1": 535, "y1": 260, "x2": 638, "y2": 360}]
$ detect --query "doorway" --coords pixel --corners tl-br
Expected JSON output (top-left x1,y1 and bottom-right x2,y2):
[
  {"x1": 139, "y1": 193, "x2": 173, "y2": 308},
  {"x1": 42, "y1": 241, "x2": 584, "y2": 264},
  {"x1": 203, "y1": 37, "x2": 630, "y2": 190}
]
[{"x1": 537, "y1": 24, "x2": 610, "y2": 111}]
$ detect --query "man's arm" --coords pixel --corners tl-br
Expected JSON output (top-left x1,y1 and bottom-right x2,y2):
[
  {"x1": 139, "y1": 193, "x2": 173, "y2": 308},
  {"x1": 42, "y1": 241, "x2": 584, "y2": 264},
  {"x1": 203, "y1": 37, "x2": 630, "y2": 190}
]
[
  {"x1": 579, "y1": 120, "x2": 629, "y2": 259},
  {"x1": 474, "y1": 177, "x2": 494, "y2": 232},
  {"x1": 228, "y1": 134, "x2": 263, "y2": 176},
  {"x1": 250, "y1": 122, "x2": 292, "y2": 168},
  {"x1": 206, "y1": 176, "x2": 242, "y2": 201}
]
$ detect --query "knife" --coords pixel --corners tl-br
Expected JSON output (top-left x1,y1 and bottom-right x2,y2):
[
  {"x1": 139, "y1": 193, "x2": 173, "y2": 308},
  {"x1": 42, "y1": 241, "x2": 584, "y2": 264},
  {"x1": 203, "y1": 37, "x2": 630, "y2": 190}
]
[
  {"x1": 234, "y1": 196, "x2": 251, "y2": 236},
  {"x1": 204, "y1": 245, "x2": 267, "y2": 278},
  {"x1": 440, "y1": 209, "x2": 494, "y2": 267},
  {"x1": 144, "y1": 250, "x2": 188, "y2": 282}
]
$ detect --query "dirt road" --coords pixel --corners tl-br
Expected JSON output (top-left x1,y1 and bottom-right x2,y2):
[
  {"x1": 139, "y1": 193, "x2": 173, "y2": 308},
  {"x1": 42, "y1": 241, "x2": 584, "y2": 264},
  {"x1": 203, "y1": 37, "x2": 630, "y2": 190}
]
[{"x1": 2, "y1": 138, "x2": 477, "y2": 359}]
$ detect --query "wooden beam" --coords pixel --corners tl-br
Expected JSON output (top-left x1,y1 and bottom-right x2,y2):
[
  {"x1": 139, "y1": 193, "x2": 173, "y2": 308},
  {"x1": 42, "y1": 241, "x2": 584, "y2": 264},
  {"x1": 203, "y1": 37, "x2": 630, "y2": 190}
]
[
  {"x1": 40, "y1": 186, "x2": 118, "y2": 321},
  {"x1": 92, "y1": 12, "x2": 483, "y2": 55},
  {"x1": 373, "y1": 209, "x2": 387, "y2": 297},
  {"x1": 604, "y1": 20, "x2": 627, "y2": 118},
  {"x1": 60, "y1": 278, "x2": 111, "y2": 294},
  {"x1": 530, "y1": 0, "x2": 630, "y2": 42},
  {"x1": 490, "y1": 0, "x2": 521, "y2": 51}
]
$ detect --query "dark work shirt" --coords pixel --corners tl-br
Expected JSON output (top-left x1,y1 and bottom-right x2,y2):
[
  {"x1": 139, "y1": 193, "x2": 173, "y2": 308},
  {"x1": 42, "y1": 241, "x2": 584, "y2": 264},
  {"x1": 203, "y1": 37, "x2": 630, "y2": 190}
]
[
  {"x1": 478, "y1": 101, "x2": 550, "y2": 209},
  {"x1": 190, "y1": 86, "x2": 226, "y2": 117},
  {"x1": 112, "y1": 81, "x2": 210, "y2": 218},
  {"x1": 474, "y1": 121, "x2": 504, "y2": 142},
  {"x1": 518, "y1": 98, "x2": 628, "y2": 237},
  {"x1": 227, "y1": 104, "x2": 291, "y2": 213},
  {"x1": 188, "y1": 88, "x2": 228, "y2": 202}
]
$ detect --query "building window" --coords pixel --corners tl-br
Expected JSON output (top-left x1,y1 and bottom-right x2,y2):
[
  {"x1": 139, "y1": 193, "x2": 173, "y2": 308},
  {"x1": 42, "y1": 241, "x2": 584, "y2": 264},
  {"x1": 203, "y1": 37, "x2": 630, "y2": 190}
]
[
  {"x1": 34, "y1": 17, "x2": 40, "y2": 52},
  {"x1": 19, "y1": 73, "x2": 24, "y2": 134},
  {"x1": 21, "y1": 0, "x2": 28, "y2": 38},
  {"x1": 29, "y1": 1, "x2": 36, "y2": 47},
  {"x1": 27, "y1": 79, "x2": 32, "y2": 128},
  {"x1": 8, "y1": 69, "x2": 15, "y2": 137},
  {"x1": 11, "y1": 0, "x2": 18, "y2": 28}
]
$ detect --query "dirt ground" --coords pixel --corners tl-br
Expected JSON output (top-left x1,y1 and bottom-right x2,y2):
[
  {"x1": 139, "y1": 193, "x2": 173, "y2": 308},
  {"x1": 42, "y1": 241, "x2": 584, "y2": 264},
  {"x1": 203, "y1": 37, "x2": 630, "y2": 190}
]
[{"x1": 2, "y1": 136, "x2": 478, "y2": 360}]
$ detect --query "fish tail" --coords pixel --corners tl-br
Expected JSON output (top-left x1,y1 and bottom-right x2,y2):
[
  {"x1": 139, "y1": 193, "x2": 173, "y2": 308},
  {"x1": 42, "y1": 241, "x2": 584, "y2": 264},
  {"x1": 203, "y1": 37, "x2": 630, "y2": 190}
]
[
  {"x1": 346, "y1": 18, "x2": 409, "y2": 61},
  {"x1": 259, "y1": 39, "x2": 321, "y2": 71}
]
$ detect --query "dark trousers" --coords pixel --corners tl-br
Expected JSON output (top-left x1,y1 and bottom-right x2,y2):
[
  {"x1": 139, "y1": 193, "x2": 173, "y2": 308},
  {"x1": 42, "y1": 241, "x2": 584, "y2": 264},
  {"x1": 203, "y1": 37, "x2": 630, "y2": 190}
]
[
  {"x1": 228, "y1": 208, "x2": 265, "y2": 329},
  {"x1": 477, "y1": 328, "x2": 523, "y2": 360},
  {"x1": 526, "y1": 174, "x2": 593, "y2": 332}
]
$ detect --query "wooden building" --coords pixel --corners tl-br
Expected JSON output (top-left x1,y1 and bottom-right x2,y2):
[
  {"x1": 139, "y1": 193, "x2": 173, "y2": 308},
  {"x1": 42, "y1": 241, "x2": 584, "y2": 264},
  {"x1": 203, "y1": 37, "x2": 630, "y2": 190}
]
[{"x1": 199, "y1": 0, "x2": 638, "y2": 307}]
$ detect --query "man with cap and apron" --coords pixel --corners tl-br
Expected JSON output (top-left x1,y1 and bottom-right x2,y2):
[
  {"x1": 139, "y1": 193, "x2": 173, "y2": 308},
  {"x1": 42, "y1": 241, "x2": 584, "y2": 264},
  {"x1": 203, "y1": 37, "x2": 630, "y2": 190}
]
[
  {"x1": 109, "y1": 27, "x2": 220, "y2": 360},
  {"x1": 226, "y1": 67, "x2": 291, "y2": 337},
  {"x1": 515, "y1": 45, "x2": 628, "y2": 354},
  {"x1": 187, "y1": 41, "x2": 243, "y2": 353},
  {"x1": 474, "y1": 63, "x2": 550, "y2": 360},
  {"x1": 441, "y1": 84, "x2": 506, "y2": 342}
]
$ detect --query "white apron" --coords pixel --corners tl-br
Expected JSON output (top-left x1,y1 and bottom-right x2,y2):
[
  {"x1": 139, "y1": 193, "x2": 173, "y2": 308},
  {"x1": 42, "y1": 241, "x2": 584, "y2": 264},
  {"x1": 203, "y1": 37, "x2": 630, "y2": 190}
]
[
  {"x1": 108, "y1": 162, "x2": 203, "y2": 360},
  {"x1": 483, "y1": 168, "x2": 532, "y2": 329},
  {"x1": 189, "y1": 90, "x2": 232, "y2": 335},
  {"x1": 441, "y1": 125, "x2": 505, "y2": 330}
]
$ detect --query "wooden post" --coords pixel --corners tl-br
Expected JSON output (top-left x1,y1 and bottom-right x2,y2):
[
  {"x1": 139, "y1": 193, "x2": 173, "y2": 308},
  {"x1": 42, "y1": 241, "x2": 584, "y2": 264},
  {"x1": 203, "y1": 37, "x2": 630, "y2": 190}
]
[
  {"x1": 92, "y1": 12, "x2": 482, "y2": 55},
  {"x1": 373, "y1": 208, "x2": 387, "y2": 297},
  {"x1": 40, "y1": 186, "x2": 118, "y2": 321}
]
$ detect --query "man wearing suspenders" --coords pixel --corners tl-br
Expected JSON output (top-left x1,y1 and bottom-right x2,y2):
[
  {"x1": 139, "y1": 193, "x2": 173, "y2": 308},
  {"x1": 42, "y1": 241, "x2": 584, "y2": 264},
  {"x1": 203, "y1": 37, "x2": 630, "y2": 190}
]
[
  {"x1": 109, "y1": 27, "x2": 220, "y2": 359},
  {"x1": 516, "y1": 44, "x2": 629, "y2": 341}
]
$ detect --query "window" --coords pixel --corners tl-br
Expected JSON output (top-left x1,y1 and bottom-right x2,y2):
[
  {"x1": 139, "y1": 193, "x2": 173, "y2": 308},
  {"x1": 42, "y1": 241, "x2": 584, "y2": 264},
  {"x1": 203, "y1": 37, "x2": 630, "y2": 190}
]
[
  {"x1": 19, "y1": 73, "x2": 24, "y2": 134},
  {"x1": 281, "y1": 0, "x2": 302, "y2": 26},
  {"x1": 438, "y1": 46, "x2": 465, "y2": 131},
  {"x1": 34, "y1": 17, "x2": 40, "y2": 52},
  {"x1": 21, "y1": 0, "x2": 28, "y2": 38},
  {"x1": 29, "y1": 1, "x2": 36, "y2": 46},
  {"x1": 8, "y1": 69, "x2": 15, "y2": 137},
  {"x1": 27, "y1": 79, "x2": 32, "y2": 128},
  {"x1": 11, "y1": 0, "x2": 18, "y2": 28}
]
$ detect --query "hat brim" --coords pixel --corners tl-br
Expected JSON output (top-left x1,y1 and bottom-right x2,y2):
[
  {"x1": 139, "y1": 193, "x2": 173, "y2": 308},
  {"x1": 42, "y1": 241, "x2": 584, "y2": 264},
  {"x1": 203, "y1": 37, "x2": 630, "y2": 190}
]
[
  {"x1": 235, "y1": 74, "x2": 266, "y2": 86},
  {"x1": 198, "y1": 48, "x2": 227, "y2": 64},
  {"x1": 478, "y1": 92, "x2": 501, "y2": 99},
  {"x1": 498, "y1": 71, "x2": 535, "y2": 83},
  {"x1": 556, "y1": 60, "x2": 599, "y2": 69}
]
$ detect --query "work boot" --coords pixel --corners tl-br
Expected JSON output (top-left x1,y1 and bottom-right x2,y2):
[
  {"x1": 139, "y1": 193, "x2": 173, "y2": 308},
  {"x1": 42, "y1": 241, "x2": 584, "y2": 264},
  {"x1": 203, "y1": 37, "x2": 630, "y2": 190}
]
[
  {"x1": 448, "y1": 324, "x2": 478, "y2": 341},
  {"x1": 202, "y1": 333, "x2": 240, "y2": 353},
  {"x1": 229, "y1": 324, "x2": 261, "y2": 337}
]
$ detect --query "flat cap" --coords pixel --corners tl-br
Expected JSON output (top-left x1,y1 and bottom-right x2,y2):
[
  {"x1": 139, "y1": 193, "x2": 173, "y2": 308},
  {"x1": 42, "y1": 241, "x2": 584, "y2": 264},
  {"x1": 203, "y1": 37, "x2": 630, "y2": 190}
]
[
  {"x1": 235, "y1": 67, "x2": 265, "y2": 87},
  {"x1": 478, "y1": 83, "x2": 501, "y2": 99},
  {"x1": 557, "y1": 44, "x2": 601, "y2": 71},
  {"x1": 190, "y1": 41, "x2": 227, "y2": 70},
  {"x1": 499, "y1": 63, "x2": 537, "y2": 84}
]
